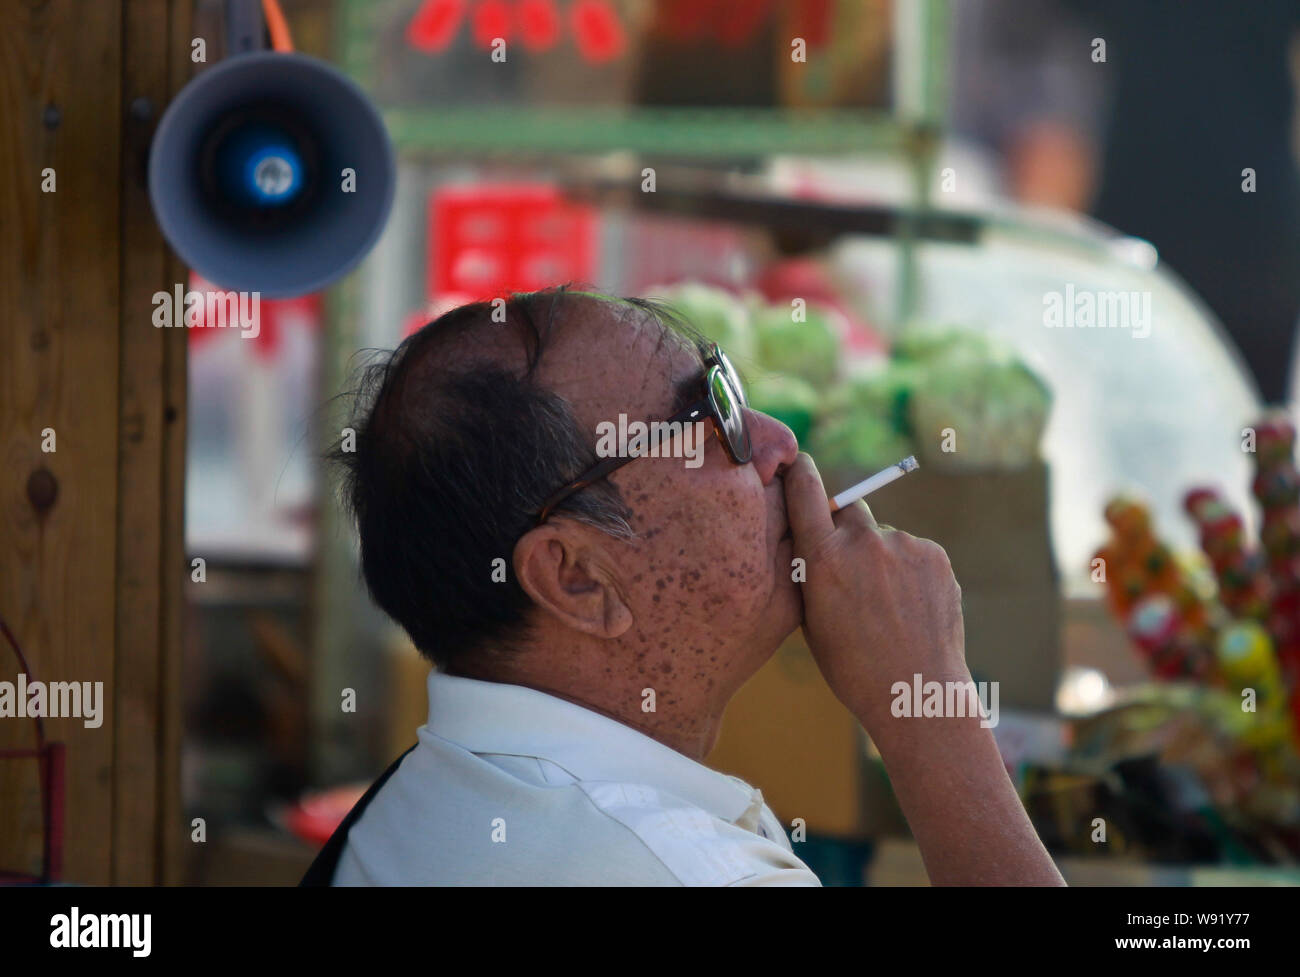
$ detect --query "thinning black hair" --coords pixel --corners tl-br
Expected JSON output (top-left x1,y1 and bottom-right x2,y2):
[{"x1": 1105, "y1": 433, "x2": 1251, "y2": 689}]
[{"x1": 328, "y1": 285, "x2": 699, "y2": 669}]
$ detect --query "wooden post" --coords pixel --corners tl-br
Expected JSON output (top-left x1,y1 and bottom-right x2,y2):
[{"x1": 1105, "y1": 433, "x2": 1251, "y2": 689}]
[{"x1": 0, "y1": 0, "x2": 190, "y2": 883}]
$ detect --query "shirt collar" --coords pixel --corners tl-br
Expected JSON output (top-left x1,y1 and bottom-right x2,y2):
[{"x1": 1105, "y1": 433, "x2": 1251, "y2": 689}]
[{"x1": 424, "y1": 671, "x2": 760, "y2": 827}]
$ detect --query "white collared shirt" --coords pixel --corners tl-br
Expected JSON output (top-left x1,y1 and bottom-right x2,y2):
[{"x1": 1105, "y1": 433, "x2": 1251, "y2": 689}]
[{"x1": 332, "y1": 671, "x2": 821, "y2": 886}]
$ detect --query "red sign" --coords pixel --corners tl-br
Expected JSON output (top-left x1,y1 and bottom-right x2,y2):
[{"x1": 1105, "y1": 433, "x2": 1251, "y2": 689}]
[{"x1": 428, "y1": 183, "x2": 596, "y2": 302}]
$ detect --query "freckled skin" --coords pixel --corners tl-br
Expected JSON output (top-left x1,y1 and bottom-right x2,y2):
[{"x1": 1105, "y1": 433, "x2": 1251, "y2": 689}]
[{"x1": 448, "y1": 296, "x2": 801, "y2": 761}]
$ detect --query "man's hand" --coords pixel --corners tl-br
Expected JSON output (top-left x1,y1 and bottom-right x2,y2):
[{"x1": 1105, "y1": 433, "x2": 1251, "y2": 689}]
[
  {"x1": 784, "y1": 453, "x2": 968, "y2": 732},
  {"x1": 782, "y1": 452, "x2": 1065, "y2": 886}
]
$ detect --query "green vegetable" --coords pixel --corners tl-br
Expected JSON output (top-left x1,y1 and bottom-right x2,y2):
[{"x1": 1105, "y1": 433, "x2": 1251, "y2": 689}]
[
  {"x1": 892, "y1": 326, "x2": 994, "y2": 364},
  {"x1": 809, "y1": 413, "x2": 915, "y2": 476},
  {"x1": 642, "y1": 283, "x2": 758, "y2": 369},
  {"x1": 809, "y1": 362, "x2": 917, "y2": 473},
  {"x1": 821, "y1": 362, "x2": 921, "y2": 438},
  {"x1": 751, "y1": 303, "x2": 843, "y2": 388},
  {"x1": 746, "y1": 374, "x2": 821, "y2": 444},
  {"x1": 902, "y1": 328, "x2": 1051, "y2": 470}
]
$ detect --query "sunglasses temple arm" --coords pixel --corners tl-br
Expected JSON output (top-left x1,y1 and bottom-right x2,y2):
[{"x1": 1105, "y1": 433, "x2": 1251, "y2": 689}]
[
  {"x1": 535, "y1": 404, "x2": 712, "y2": 524},
  {"x1": 536, "y1": 455, "x2": 635, "y2": 524}
]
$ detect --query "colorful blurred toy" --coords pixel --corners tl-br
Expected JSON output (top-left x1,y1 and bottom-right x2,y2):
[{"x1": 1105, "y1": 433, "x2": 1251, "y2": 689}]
[
  {"x1": 1127, "y1": 594, "x2": 1215, "y2": 681},
  {"x1": 1182, "y1": 488, "x2": 1271, "y2": 621},
  {"x1": 1094, "y1": 496, "x2": 1217, "y2": 679},
  {"x1": 1248, "y1": 413, "x2": 1300, "y2": 729},
  {"x1": 1214, "y1": 621, "x2": 1292, "y2": 754},
  {"x1": 1099, "y1": 411, "x2": 1300, "y2": 750}
]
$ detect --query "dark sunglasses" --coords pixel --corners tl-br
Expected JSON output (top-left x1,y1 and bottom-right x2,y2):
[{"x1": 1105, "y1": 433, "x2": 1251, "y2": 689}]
[{"x1": 535, "y1": 343, "x2": 752, "y2": 526}]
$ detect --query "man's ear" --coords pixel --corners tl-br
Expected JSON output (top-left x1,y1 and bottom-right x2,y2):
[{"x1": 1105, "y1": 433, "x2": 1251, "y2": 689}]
[{"x1": 513, "y1": 523, "x2": 633, "y2": 639}]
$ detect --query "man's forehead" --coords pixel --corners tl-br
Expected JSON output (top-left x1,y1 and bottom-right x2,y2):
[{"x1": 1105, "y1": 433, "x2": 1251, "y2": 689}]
[{"x1": 539, "y1": 296, "x2": 701, "y2": 420}]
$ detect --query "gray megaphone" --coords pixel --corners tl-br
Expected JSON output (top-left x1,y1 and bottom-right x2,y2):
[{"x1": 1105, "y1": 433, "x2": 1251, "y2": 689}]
[{"x1": 148, "y1": 2, "x2": 395, "y2": 298}]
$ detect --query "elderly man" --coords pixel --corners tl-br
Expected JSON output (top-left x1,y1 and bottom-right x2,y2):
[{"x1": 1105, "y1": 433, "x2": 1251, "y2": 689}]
[{"x1": 304, "y1": 286, "x2": 1063, "y2": 886}]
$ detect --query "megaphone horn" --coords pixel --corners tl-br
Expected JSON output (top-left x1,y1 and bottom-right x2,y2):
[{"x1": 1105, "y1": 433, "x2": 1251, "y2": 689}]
[{"x1": 148, "y1": 46, "x2": 396, "y2": 298}]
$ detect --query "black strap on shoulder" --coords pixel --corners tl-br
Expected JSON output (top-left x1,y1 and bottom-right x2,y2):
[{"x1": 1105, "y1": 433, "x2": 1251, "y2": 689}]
[{"x1": 299, "y1": 744, "x2": 417, "y2": 887}]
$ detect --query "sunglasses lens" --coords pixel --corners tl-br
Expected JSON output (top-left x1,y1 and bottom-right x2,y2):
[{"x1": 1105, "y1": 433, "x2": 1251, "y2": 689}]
[
  {"x1": 708, "y1": 367, "x2": 752, "y2": 463},
  {"x1": 713, "y1": 346, "x2": 748, "y2": 408}
]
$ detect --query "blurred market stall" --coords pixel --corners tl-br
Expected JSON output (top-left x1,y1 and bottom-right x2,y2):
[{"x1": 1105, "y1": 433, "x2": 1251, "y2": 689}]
[{"x1": 175, "y1": 0, "x2": 1297, "y2": 885}]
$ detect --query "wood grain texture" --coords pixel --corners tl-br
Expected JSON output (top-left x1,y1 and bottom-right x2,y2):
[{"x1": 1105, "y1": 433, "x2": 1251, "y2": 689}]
[
  {"x1": 115, "y1": 0, "x2": 192, "y2": 884},
  {"x1": 1, "y1": 0, "x2": 124, "y2": 884},
  {"x1": 1, "y1": 0, "x2": 187, "y2": 883},
  {"x1": 158, "y1": 0, "x2": 191, "y2": 888}
]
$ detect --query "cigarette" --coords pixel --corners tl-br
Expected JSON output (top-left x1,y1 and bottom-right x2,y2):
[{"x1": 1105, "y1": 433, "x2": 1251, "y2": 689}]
[{"x1": 829, "y1": 456, "x2": 919, "y2": 512}]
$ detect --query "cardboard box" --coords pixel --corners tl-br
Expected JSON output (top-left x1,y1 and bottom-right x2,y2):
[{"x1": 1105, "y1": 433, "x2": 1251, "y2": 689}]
[
  {"x1": 386, "y1": 633, "x2": 433, "y2": 761},
  {"x1": 707, "y1": 633, "x2": 879, "y2": 839},
  {"x1": 865, "y1": 461, "x2": 1062, "y2": 711}
]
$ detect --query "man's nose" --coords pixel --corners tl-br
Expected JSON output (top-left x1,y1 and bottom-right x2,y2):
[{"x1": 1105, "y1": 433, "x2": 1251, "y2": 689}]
[{"x1": 746, "y1": 409, "x2": 799, "y2": 485}]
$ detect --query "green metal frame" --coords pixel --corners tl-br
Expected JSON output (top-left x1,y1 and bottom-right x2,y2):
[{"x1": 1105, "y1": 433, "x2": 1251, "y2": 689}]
[
  {"x1": 340, "y1": 0, "x2": 949, "y2": 165},
  {"x1": 338, "y1": 0, "x2": 951, "y2": 319},
  {"x1": 382, "y1": 106, "x2": 910, "y2": 158}
]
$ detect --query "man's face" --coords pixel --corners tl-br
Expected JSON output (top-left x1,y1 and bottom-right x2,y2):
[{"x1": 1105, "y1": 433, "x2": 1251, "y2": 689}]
[{"x1": 539, "y1": 300, "x2": 802, "y2": 703}]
